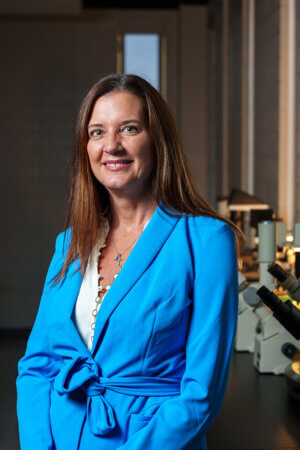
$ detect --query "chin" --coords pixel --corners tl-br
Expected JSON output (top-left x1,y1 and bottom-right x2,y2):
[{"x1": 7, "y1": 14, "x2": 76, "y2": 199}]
[
  {"x1": 96, "y1": 176, "x2": 128, "y2": 190},
  {"x1": 101, "y1": 182, "x2": 132, "y2": 192}
]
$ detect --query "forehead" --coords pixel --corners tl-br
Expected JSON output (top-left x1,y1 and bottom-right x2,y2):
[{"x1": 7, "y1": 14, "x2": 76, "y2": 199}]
[{"x1": 89, "y1": 91, "x2": 146, "y2": 124}]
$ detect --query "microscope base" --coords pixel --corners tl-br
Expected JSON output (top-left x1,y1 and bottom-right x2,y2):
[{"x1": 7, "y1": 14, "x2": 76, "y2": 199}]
[
  {"x1": 235, "y1": 305, "x2": 258, "y2": 352},
  {"x1": 254, "y1": 331, "x2": 299, "y2": 374}
]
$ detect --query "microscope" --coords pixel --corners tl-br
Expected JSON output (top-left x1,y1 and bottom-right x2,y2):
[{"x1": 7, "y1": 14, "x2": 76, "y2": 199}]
[
  {"x1": 235, "y1": 221, "x2": 275, "y2": 353},
  {"x1": 235, "y1": 272, "x2": 257, "y2": 352},
  {"x1": 268, "y1": 262, "x2": 300, "y2": 302},
  {"x1": 241, "y1": 221, "x2": 299, "y2": 374},
  {"x1": 256, "y1": 285, "x2": 300, "y2": 400},
  {"x1": 256, "y1": 286, "x2": 300, "y2": 340}
]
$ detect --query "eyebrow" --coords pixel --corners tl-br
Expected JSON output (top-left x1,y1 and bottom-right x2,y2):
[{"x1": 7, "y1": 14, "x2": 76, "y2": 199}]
[{"x1": 88, "y1": 119, "x2": 143, "y2": 129}]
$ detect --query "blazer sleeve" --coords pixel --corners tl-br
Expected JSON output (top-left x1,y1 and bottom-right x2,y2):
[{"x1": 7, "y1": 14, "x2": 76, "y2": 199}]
[
  {"x1": 16, "y1": 232, "x2": 65, "y2": 450},
  {"x1": 117, "y1": 222, "x2": 239, "y2": 450}
]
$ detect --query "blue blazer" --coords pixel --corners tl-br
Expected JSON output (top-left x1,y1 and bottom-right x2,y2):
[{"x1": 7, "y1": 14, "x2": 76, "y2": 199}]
[{"x1": 16, "y1": 203, "x2": 238, "y2": 450}]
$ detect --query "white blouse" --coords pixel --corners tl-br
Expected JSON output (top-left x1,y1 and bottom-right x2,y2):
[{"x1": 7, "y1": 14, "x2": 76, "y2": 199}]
[{"x1": 72, "y1": 218, "x2": 150, "y2": 351}]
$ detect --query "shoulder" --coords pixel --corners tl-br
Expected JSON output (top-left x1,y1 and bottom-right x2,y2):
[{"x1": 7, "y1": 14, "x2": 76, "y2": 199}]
[
  {"x1": 54, "y1": 227, "x2": 72, "y2": 256},
  {"x1": 186, "y1": 215, "x2": 236, "y2": 246},
  {"x1": 182, "y1": 215, "x2": 237, "y2": 266},
  {"x1": 185, "y1": 216, "x2": 238, "y2": 280}
]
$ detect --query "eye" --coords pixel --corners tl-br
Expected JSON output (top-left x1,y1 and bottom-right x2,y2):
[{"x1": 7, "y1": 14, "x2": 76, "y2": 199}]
[
  {"x1": 122, "y1": 125, "x2": 139, "y2": 133},
  {"x1": 89, "y1": 129, "x2": 103, "y2": 138}
]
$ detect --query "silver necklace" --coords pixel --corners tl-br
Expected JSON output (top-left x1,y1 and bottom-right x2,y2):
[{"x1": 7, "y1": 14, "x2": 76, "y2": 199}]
[
  {"x1": 98, "y1": 225, "x2": 144, "y2": 293},
  {"x1": 90, "y1": 220, "x2": 146, "y2": 346},
  {"x1": 111, "y1": 231, "x2": 141, "y2": 267}
]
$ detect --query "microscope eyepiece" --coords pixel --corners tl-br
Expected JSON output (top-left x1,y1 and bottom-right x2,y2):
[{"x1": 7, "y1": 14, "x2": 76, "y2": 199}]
[
  {"x1": 256, "y1": 286, "x2": 300, "y2": 340},
  {"x1": 268, "y1": 263, "x2": 289, "y2": 282},
  {"x1": 257, "y1": 285, "x2": 281, "y2": 309}
]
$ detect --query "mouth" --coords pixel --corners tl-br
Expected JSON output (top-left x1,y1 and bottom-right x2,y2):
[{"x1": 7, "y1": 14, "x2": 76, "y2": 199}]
[
  {"x1": 103, "y1": 160, "x2": 133, "y2": 171},
  {"x1": 104, "y1": 160, "x2": 132, "y2": 166}
]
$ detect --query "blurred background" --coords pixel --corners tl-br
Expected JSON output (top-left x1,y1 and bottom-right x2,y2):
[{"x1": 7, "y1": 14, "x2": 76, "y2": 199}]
[{"x1": 1, "y1": 0, "x2": 300, "y2": 448}]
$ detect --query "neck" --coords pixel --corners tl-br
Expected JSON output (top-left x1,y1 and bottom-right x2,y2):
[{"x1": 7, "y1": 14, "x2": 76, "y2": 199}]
[{"x1": 107, "y1": 192, "x2": 158, "y2": 233}]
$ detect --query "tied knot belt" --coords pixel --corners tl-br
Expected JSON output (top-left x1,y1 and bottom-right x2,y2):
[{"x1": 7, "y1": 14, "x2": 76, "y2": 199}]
[{"x1": 54, "y1": 356, "x2": 181, "y2": 436}]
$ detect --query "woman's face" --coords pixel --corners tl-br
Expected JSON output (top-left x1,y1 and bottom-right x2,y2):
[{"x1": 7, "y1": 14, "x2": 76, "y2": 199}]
[{"x1": 87, "y1": 91, "x2": 155, "y2": 198}]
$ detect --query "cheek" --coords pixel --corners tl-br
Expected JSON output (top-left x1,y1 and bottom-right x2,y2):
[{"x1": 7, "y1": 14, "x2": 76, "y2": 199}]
[
  {"x1": 87, "y1": 141, "x2": 102, "y2": 162},
  {"x1": 136, "y1": 138, "x2": 154, "y2": 167}
]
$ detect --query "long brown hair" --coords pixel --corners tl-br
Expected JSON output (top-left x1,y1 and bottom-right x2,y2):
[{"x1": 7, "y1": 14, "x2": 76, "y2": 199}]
[{"x1": 55, "y1": 73, "x2": 245, "y2": 284}]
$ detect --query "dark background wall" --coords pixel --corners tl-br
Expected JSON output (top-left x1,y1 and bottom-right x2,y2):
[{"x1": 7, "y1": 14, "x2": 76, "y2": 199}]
[{"x1": 254, "y1": 0, "x2": 280, "y2": 214}]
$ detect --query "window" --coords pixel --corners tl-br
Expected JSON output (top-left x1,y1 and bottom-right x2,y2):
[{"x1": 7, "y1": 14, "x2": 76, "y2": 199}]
[{"x1": 121, "y1": 33, "x2": 160, "y2": 91}]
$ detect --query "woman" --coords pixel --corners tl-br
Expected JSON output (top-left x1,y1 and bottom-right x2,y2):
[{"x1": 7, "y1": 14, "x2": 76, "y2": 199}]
[{"x1": 16, "y1": 73, "x2": 243, "y2": 449}]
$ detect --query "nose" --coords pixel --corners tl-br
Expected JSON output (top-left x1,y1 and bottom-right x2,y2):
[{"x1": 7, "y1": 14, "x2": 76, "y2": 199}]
[{"x1": 103, "y1": 130, "x2": 123, "y2": 154}]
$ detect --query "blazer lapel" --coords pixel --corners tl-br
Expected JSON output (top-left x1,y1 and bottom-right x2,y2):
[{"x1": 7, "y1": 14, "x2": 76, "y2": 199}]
[
  {"x1": 90, "y1": 202, "x2": 180, "y2": 356},
  {"x1": 57, "y1": 259, "x2": 92, "y2": 357},
  {"x1": 53, "y1": 202, "x2": 180, "y2": 358}
]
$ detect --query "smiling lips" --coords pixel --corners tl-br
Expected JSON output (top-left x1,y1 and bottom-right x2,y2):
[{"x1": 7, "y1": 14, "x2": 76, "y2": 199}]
[{"x1": 103, "y1": 160, "x2": 133, "y2": 171}]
